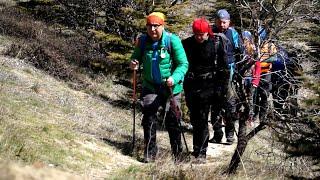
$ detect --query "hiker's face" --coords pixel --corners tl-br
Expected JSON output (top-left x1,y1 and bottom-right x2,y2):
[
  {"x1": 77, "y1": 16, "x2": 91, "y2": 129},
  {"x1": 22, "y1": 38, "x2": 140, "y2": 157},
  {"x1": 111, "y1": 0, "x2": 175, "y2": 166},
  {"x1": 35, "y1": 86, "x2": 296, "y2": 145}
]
[
  {"x1": 216, "y1": 19, "x2": 230, "y2": 32},
  {"x1": 194, "y1": 32, "x2": 209, "y2": 43},
  {"x1": 146, "y1": 23, "x2": 163, "y2": 41}
]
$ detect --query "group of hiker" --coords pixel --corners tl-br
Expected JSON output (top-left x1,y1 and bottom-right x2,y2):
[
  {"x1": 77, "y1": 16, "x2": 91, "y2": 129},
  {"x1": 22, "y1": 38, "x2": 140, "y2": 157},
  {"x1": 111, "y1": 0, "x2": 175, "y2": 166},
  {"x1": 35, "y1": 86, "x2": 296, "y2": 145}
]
[{"x1": 130, "y1": 9, "x2": 299, "y2": 164}]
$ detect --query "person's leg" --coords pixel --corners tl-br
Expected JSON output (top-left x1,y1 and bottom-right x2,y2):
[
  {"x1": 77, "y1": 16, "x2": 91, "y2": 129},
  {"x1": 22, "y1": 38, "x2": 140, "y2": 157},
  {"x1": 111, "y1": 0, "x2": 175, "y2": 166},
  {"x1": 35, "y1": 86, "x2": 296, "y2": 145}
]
[
  {"x1": 246, "y1": 84, "x2": 257, "y2": 120},
  {"x1": 225, "y1": 96, "x2": 237, "y2": 144},
  {"x1": 271, "y1": 74, "x2": 282, "y2": 112},
  {"x1": 197, "y1": 103, "x2": 209, "y2": 158},
  {"x1": 209, "y1": 104, "x2": 223, "y2": 143},
  {"x1": 165, "y1": 93, "x2": 183, "y2": 160},
  {"x1": 189, "y1": 100, "x2": 209, "y2": 157},
  {"x1": 141, "y1": 89, "x2": 161, "y2": 162},
  {"x1": 259, "y1": 74, "x2": 272, "y2": 123}
]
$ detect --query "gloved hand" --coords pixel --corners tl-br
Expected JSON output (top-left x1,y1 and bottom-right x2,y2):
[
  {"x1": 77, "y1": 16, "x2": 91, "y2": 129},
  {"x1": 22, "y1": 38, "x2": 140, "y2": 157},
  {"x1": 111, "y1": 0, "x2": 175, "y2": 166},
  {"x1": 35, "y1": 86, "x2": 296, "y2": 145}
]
[{"x1": 166, "y1": 76, "x2": 174, "y2": 87}]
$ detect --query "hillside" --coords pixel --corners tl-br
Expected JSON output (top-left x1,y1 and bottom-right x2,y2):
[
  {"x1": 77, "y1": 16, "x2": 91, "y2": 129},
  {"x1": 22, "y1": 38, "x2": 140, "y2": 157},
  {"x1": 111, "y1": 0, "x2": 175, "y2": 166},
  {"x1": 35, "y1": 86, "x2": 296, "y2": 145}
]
[
  {"x1": 0, "y1": 35, "x2": 144, "y2": 179},
  {"x1": 0, "y1": 0, "x2": 319, "y2": 179},
  {"x1": 0, "y1": 35, "x2": 293, "y2": 179},
  {"x1": 0, "y1": 31, "x2": 317, "y2": 180}
]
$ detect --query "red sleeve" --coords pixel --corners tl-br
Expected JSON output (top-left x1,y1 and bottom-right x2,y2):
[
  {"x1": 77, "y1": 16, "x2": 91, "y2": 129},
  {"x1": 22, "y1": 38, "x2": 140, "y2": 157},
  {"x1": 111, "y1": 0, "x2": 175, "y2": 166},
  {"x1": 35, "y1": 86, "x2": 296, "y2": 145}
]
[{"x1": 252, "y1": 61, "x2": 261, "y2": 87}]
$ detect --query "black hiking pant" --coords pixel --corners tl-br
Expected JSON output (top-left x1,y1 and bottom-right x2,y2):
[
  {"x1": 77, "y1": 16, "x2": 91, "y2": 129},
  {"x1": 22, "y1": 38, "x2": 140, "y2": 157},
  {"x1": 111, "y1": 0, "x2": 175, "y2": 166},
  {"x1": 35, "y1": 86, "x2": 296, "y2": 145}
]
[
  {"x1": 185, "y1": 88, "x2": 210, "y2": 158},
  {"x1": 211, "y1": 93, "x2": 237, "y2": 141},
  {"x1": 141, "y1": 87, "x2": 182, "y2": 160},
  {"x1": 184, "y1": 77, "x2": 225, "y2": 157},
  {"x1": 254, "y1": 74, "x2": 272, "y2": 122}
]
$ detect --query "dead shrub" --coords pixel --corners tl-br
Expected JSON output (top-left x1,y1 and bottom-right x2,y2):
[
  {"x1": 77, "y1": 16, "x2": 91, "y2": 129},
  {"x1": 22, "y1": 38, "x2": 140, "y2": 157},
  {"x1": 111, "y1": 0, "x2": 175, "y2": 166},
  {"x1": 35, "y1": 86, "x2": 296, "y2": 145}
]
[{"x1": 0, "y1": 7, "x2": 113, "y2": 90}]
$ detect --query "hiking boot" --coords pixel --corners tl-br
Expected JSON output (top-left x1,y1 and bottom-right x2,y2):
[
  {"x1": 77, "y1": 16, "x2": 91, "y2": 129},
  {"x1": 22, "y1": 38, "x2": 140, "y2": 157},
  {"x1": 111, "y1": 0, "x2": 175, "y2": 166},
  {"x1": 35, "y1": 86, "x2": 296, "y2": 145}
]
[
  {"x1": 226, "y1": 136, "x2": 235, "y2": 145},
  {"x1": 191, "y1": 151, "x2": 198, "y2": 158},
  {"x1": 143, "y1": 155, "x2": 156, "y2": 163},
  {"x1": 208, "y1": 138, "x2": 222, "y2": 143},
  {"x1": 192, "y1": 155, "x2": 206, "y2": 164},
  {"x1": 174, "y1": 154, "x2": 186, "y2": 164},
  {"x1": 211, "y1": 130, "x2": 223, "y2": 143},
  {"x1": 143, "y1": 151, "x2": 157, "y2": 163}
]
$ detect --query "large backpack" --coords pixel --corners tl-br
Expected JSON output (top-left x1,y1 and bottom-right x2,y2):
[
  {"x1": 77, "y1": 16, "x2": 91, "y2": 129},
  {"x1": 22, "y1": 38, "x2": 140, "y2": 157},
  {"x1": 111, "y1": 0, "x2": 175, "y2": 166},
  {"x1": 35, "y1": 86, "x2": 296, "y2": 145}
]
[
  {"x1": 212, "y1": 33, "x2": 234, "y2": 83},
  {"x1": 272, "y1": 46, "x2": 303, "y2": 79},
  {"x1": 272, "y1": 46, "x2": 292, "y2": 72}
]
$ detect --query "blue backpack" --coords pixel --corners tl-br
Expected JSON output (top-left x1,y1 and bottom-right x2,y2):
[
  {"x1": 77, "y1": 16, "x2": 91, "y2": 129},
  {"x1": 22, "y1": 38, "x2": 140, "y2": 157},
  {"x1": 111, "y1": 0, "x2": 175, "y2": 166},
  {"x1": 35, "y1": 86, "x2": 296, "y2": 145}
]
[
  {"x1": 272, "y1": 46, "x2": 289, "y2": 72},
  {"x1": 272, "y1": 46, "x2": 302, "y2": 77}
]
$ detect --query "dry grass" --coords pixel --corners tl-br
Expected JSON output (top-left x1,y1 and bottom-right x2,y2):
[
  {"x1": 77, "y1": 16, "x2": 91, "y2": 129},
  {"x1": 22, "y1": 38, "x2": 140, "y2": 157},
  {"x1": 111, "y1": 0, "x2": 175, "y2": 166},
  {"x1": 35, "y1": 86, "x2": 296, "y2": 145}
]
[
  {"x1": 0, "y1": 161, "x2": 83, "y2": 180},
  {"x1": 0, "y1": 6, "x2": 113, "y2": 91},
  {"x1": 0, "y1": 42, "x2": 142, "y2": 178}
]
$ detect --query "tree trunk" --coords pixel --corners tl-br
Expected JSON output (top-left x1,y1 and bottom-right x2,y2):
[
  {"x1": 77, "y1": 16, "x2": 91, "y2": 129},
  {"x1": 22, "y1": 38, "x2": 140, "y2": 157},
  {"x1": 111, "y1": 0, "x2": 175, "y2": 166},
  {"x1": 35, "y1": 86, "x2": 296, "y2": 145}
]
[
  {"x1": 226, "y1": 73, "x2": 266, "y2": 174},
  {"x1": 227, "y1": 120, "x2": 266, "y2": 174},
  {"x1": 227, "y1": 113, "x2": 248, "y2": 174}
]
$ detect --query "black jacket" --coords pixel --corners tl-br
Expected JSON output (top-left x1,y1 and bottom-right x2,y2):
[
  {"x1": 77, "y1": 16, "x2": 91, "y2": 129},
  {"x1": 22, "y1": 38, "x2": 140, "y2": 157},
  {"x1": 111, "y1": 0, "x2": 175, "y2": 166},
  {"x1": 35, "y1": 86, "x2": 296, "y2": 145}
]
[{"x1": 182, "y1": 36, "x2": 228, "y2": 92}]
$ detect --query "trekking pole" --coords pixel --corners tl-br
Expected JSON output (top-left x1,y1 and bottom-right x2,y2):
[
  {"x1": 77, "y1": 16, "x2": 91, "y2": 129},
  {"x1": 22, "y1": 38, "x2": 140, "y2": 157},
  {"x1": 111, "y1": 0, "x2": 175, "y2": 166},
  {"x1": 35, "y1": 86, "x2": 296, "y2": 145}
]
[
  {"x1": 132, "y1": 69, "x2": 137, "y2": 153},
  {"x1": 168, "y1": 87, "x2": 189, "y2": 153}
]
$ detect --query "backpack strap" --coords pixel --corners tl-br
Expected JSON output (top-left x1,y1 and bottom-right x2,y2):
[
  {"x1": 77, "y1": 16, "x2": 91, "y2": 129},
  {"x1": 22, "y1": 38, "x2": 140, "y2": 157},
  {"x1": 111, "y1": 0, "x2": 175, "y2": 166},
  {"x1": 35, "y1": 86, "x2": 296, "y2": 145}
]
[
  {"x1": 214, "y1": 33, "x2": 229, "y2": 55},
  {"x1": 139, "y1": 32, "x2": 172, "y2": 57},
  {"x1": 214, "y1": 33, "x2": 234, "y2": 83},
  {"x1": 138, "y1": 34, "x2": 147, "y2": 57},
  {"x1": 164, "y1": 32, "x2": 172, "y2": 56}
]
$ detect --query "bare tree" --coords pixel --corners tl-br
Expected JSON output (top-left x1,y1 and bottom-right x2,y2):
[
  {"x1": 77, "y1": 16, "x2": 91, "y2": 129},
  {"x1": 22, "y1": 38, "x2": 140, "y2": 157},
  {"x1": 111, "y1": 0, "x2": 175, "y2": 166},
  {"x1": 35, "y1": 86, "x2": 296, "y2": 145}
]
[{"x1": 226, "y1": 0, "x2": 320, "y2": 177}]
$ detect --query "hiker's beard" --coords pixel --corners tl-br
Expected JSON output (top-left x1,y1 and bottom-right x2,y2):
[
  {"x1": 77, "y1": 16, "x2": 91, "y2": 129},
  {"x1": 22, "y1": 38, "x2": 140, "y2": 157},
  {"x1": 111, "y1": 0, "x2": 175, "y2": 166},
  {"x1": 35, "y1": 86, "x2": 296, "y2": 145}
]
[{"x1": 150, "y1": 33, "x2": 161, "y2": 41}]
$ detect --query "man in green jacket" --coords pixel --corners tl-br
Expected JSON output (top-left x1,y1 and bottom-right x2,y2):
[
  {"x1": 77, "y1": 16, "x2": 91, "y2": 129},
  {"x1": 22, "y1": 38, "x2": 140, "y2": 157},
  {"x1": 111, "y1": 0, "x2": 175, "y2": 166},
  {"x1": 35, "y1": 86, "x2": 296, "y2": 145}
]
[{"x1": 130, "y1": 12, "x2": 188, "y2": 163}]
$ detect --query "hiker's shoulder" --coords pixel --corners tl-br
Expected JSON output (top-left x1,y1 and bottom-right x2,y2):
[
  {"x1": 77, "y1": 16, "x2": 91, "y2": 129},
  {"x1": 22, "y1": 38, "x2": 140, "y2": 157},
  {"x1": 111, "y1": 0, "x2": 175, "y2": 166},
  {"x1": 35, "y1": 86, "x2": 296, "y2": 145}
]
[
  {"x1": 134, "y1": 33, "x2": 148, "y2": 47},
  {"x1": 167, "y1": 33, "x2": 184, "y2": 48},
  {"x1": 213, "y1": 33, "x2": 229, "y2": 43},
  {"x1": 166, "y1": 32, "x2": 181, "y2": 42},
  {"x1": 182, "y1": 36, "x2": 194, "y2": 44},
  {"x1": 228, "y1": 27, "x2": 240, "y2": 34}
]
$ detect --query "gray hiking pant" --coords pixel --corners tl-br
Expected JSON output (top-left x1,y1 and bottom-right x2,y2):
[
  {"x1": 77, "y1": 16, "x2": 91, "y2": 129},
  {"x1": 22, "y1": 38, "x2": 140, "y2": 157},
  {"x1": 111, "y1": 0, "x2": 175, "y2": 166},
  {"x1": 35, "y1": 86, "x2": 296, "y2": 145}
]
[{"x1": 141, "y1": 87, "x2": 182, "y2": 159}]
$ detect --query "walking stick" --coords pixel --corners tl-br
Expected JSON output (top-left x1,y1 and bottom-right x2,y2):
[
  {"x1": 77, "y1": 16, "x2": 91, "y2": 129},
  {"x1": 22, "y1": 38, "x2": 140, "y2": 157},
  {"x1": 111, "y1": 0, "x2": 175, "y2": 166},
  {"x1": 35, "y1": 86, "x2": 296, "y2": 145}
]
[
  {"x1": 132, "y1": 69, "x2": 137, "y2": 153},
  {"x1": 168, "y1": 87, "x2": 189, "y2": 153}
]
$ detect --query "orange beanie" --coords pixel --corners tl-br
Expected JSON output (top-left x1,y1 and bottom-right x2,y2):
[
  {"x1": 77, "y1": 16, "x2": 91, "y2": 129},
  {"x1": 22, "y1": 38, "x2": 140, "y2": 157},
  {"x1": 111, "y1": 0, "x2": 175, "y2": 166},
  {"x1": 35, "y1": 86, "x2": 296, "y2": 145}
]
[{"x1": 146, "y1": 12, "x2": 165, "y2": 25}]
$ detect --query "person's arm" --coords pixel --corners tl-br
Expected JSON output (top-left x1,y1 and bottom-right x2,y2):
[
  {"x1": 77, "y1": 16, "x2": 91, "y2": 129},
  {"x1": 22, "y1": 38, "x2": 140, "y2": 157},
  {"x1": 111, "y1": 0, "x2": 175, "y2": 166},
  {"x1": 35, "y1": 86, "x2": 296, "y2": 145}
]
[
  {"x1": 231, "y1": 28, "x2": 244, "y2": 63},
  {"x1": 168, "y1": 34, "x2": 189, "y2": 85},
  {"x1": 252, "y1": 61, "x2": 261, "y2": 87},
  {"x1": 217, "y1": 37, "x2": 230, "y2": 86}
]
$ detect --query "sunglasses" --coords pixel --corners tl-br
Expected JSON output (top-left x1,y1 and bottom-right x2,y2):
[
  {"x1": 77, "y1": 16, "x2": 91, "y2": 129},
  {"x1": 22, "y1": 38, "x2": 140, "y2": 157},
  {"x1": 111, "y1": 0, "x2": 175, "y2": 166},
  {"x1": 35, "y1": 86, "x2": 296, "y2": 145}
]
[{"x1": 146, "y1": 24, "x2": 161, "y2": 30}]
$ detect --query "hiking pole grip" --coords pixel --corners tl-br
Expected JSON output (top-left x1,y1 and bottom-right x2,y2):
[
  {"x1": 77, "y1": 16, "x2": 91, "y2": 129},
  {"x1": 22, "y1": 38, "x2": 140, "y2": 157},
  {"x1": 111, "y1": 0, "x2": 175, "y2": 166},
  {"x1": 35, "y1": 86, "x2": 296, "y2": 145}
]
[
  {"x1": 132, "y1": 69, "x2": 137, "y2": 153},
  {"x1": 169, "y1": 87, "x2": 189, "y2": 153}
]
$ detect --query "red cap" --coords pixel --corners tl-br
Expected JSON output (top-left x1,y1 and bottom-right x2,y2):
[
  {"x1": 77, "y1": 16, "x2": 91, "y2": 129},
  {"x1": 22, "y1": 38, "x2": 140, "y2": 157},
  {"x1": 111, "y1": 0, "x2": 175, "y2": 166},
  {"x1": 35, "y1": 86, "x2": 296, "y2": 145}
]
[{"x1": 192, "y1": 18, "x2": 210, "y2": 34}]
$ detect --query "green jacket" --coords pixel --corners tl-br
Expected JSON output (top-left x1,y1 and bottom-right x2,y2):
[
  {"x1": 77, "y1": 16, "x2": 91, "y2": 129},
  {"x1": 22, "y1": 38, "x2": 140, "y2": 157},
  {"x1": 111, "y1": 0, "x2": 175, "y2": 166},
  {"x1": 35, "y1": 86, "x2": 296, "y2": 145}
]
[{"x1": 131, "y1": 30, "x2": 188, "y2": 94}]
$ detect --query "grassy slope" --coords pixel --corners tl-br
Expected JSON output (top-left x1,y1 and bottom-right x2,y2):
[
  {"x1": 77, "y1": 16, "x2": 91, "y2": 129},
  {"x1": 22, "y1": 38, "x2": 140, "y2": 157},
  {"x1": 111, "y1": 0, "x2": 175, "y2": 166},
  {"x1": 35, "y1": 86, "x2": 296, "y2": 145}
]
[{"x1": 0, "y1": 35, "x2": 142, "y2": 179}]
